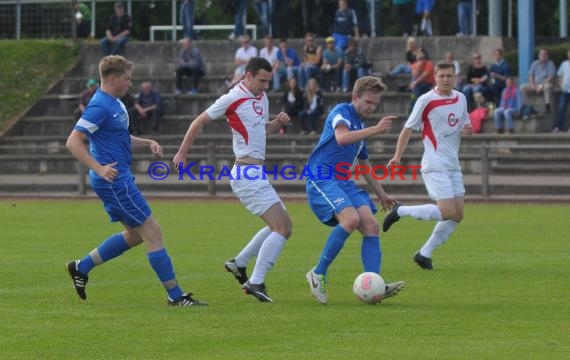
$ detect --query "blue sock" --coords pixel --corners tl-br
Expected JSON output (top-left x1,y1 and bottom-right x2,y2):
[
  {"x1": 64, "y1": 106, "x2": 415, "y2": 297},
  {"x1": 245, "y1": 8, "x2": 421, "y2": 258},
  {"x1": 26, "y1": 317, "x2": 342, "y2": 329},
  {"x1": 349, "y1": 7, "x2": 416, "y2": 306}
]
[
  {"x1": 361, "y1": 236, "x2": 382, "y2": 274},
  {"x1": 314, "y1": 225, "x2": 351, "y2": 276},
  {"x1": 78, "y1": 232, "x2": 130, "y2": 275},
  {"x1": 147, "y1": 248, "x2": 183, "y2": 300}
]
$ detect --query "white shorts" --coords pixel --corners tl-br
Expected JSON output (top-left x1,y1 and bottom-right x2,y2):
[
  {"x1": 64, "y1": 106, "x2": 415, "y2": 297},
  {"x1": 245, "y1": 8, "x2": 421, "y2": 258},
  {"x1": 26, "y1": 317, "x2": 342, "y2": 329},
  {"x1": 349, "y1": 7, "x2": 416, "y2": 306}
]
[
  {"x1": 230, "y1": 165, "x2": 284, "y2": 216},
  {"x1": 422, "y1": 170, "x2": 465, "y2": 200}
]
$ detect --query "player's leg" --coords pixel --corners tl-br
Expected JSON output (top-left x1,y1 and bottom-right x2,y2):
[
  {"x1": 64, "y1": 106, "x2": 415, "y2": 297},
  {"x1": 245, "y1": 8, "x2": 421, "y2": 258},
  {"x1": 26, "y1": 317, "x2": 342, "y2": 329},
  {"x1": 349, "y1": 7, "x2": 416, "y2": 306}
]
[{"x1": 225, "y1": 226, "x2": 272, "y2": 285}]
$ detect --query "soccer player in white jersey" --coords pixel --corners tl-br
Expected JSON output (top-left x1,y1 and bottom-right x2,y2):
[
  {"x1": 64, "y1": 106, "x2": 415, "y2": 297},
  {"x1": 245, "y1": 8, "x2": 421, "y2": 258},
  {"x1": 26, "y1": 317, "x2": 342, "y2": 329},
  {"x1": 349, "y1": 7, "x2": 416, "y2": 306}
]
[
  {"x1": 304, "y1": 76, "x2": 406, "y2": 305},
  {"x1": 383, "y1": 60, "x2": 473, "y2": 270},
  {"x1": 66, "y1": 55, "x2": 206, "y2": 306},
  {"x1": 173, "y1": 57, "x2": 291, "y2": 302}
]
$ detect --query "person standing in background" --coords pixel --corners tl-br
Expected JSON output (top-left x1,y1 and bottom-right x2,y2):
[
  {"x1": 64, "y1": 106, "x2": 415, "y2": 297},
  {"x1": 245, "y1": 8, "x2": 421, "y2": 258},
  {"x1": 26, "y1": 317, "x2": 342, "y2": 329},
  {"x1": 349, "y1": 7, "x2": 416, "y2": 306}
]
[{"x1": 180, "y1": 0, "x2": 195, "y2": 39}]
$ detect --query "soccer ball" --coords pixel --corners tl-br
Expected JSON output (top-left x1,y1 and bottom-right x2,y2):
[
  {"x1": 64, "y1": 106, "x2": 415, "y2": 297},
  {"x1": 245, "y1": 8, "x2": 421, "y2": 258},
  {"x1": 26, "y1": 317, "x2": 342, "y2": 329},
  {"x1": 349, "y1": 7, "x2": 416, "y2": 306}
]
[{"x1": 353, "y1": 272, "x2": 386, "y2": 304}]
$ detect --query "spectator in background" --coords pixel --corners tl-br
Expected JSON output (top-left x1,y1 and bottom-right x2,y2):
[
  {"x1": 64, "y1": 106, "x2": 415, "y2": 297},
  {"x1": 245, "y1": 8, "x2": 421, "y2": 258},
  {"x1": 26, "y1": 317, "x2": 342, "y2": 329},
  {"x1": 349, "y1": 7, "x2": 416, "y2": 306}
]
[
  {"x1": 462, "y1": 52, "x2": 489, "y2": 111},
  {"x1": 416, "y1": 0, "x2": 434, "y2": 36},
  {"x1": 74, "y1": 78, "x2": 98, "y2": 120},
  {"x1": 228, "y1": 0, "x2": 247, "y2": 40},
  {"x1": 282, "y1": 78, "x2": 304, "y2": 133},
  {"x1": 132, "y1": 82, "x2": 163, "y2": 135},
  {"x1": 100, "y1": 2, "x2": 132, "y2": 56},
  {"x1": 388, "y1": 37, "x2": 418, "y2": 77},
  {"x1": 272, "y1": 0, "x2": 290, "y2": 39},
  {"x1": 409, "y1": 48, "x2": 434, "y2": 107},
  {"x1": 342, "y1": 38, "x2": 369, "y2": 92},
  {"x1": 321, "y1": 36, "x2": 344, "y2": 92},
  {"x1": 228, "y1": 35, "x2": 258, "y2": 88},
  {"x1": 121, "y1": 92, "x2": 137, "y2": 135},
  {"x1": 553, "y1": 49, "x2": 570, "y2": 132},
  {"x1": 457, "y1": 0, "x2": 473, "y2": 36},
  {"x1": 488, "y1": 48, "x2": 510, "y2": 104},
  {"x1": 520, "y1": 48, "x2": 556, "y2": 114},
  {"x1": 299, "y1": 32, "x2": 323, "y2": 90},
  {"x1": 180, "y1": 0, "x2": 195, "y2": 39},
  {"x1": 393, "y1": 0, "x2": 415, "y2": 37},
  {"x1": 273, "y1": 38, "x2": 301, "y2": 92},
  {"x1": 259, "y1": 35, "x2": 279, "y2": 81},
  {"x1": 332, "y1": 0, "x2": 359, "y2": 52},
  {"x1": 71, "y1": 0, "x2": 91, "y2": 39},
  {"x1": 299, "y1": 78, "x2": 324, "y2": 135},
  {"x1": 444, "y1": 51, "x2": 462, "y2": 89},
  {"x1": 364, "y1": 0, "x2": 383, "y2": 37},
  {"x1": 175, "y1": 37, "x2": 205, "y2": 95},
  {"x1": 493, "y1": 76, "x2": 522, "y2": 134},
  {"x1": 253, "y1": 0, "x2": 271, "y2": 37}
]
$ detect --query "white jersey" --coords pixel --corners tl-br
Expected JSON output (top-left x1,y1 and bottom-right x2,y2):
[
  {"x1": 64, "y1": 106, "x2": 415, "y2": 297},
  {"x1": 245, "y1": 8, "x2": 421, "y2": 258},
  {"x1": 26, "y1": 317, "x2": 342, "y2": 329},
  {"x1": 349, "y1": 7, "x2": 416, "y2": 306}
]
[
  {"x1": 405, "y1": 88, "x2": 470, "y2": 172},
  {"x1": 206, "y1": 82, "x2": 269, "y2": 160}
]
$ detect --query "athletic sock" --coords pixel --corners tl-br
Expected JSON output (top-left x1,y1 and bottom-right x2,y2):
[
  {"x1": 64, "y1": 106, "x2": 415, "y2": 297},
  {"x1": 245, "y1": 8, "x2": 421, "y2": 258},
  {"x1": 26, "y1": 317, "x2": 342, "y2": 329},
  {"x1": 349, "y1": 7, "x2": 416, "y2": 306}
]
[
  {"x1": 361, "y1": 236, "x2": 382, "y2": 274},
  {"x1": 314, "y1": 225, "x2": 351, "y2": 276},
  {"x1": 420, "y1": 220, "x2": 458, "y2": 258},
  {"x1": 78, "y1": 232, "x2": 130, "y2": 275},
  {"x1": 398, "y1": 204, "x2": 442, "y2": 221},
  {"x1": 249, "y1": 232, "x2": 286, "y2": 284},
  {"x1": 234, "y1": 226, "x2": 272, "y2": 268},
  {"x1": 147, "y1": 248, "x2": 183, "y2": 300}
]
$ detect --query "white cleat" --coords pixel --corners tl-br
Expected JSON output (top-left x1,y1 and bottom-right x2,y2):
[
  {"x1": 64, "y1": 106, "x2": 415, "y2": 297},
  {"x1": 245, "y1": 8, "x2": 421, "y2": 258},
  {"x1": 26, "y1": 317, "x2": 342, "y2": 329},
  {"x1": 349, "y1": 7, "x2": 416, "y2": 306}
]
[
  {"x1": 382, "y1": 281, "x2": 406, "y2": 300},
  {"x1": 306, "y1": 268, "x2": 328, "y2": 305}
]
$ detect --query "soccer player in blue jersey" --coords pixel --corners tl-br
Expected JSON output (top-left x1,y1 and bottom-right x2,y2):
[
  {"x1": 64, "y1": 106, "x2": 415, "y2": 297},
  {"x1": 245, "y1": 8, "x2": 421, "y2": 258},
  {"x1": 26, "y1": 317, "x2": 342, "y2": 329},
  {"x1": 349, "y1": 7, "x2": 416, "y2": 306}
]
[
  {"x1": 304, "y1": 76, "x2": 406, "y2": 305},
  {"x1": 65, "y1": 55, "x2": 206, "y2": 307}
]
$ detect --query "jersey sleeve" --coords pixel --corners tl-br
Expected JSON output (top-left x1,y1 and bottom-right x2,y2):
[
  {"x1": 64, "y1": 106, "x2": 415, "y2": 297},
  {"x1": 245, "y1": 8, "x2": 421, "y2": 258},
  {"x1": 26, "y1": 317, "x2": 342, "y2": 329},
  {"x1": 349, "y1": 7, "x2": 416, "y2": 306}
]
[
  {"x1": 206, "y1": 93, "x2": 233, "y2": 120},
  {"x1": 75, "y1": 103, "x2": 107, "y2": 134},
  {"x1": 404, "y1": 96, "x2": 427, "y2": 131},
  {"x1": 331, "y1": 107, "x2": 352, "y2": 130}
]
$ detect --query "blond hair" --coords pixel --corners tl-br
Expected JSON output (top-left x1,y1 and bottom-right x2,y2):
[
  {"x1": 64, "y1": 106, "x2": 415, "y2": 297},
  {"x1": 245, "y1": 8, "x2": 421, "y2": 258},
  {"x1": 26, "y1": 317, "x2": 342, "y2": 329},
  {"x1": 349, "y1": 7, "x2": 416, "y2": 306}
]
[
  {"x1": 352, "y1": 76, "x2": 386, "y2": 98},
  {"x1": 99, "y1": 55, "x2": 135, "y2": 80}
]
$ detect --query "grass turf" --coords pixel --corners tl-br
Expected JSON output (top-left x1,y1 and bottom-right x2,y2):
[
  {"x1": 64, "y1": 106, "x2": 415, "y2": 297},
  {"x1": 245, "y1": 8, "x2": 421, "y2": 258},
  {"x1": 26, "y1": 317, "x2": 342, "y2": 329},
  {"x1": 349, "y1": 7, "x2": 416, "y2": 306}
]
[{"x1": 0, "y1": 200, "x2": 568, "y2": 359}]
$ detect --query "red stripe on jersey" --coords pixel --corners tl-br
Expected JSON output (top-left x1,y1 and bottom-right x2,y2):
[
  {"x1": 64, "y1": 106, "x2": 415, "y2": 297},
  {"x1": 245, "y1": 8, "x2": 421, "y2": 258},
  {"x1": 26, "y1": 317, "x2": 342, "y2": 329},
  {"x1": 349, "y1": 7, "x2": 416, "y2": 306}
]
[
  {"x1": 225, "y1": 97, "x2": 255, "y2": 145},
  {"x1": 421, "y1": 95, "x2": 459, "y2": 151}
]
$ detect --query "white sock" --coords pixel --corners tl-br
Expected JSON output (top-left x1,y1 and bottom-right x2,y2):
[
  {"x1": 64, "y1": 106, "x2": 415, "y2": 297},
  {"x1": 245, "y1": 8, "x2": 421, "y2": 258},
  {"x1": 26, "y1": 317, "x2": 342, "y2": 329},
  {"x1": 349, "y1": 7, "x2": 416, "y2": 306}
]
[
  {"x1": 398, "y1": 204, "x2": 442, "y2": 221},
  {"x1": 249, "y1": 232, "x2": 286, "y2": 284},
  {"x1": 420, "y1": 220, "x2": 458, "y2": 258},
  {"x1": 234, "y1": 226, "x2": 272, "y2": 267}
]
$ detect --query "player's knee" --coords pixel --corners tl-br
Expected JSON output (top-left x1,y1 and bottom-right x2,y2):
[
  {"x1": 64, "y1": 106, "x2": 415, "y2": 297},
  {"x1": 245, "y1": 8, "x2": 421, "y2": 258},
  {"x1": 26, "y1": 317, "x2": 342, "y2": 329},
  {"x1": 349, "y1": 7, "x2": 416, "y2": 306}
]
[
  {"x1": 360, "y1": 219, "x2": 379, "y2": 235},
  {"x1": 452, "y1": 211, "x2": 464, "y2": 223},
  {"x1": 339, "y1": 216, "x2": 359, "y2": 233},
  {"x1": 273, "y1": 223, "x2": 292, "y2": 238},
  {"x1": 123, "y1": 230, "x2": 143, "y2": 247}
]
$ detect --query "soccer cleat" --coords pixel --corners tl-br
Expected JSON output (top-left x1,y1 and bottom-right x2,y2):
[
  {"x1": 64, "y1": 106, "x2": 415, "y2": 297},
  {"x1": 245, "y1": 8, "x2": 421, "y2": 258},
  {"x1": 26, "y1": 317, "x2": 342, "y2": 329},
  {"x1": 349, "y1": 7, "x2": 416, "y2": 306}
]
[
  {"x1": 413, "y1": 252, "x2": 434, "y2": 270},
  {"x1": 242, "y1": 281, "x2": 273, "y2": 302},
  {"x1": 382, "y1": 280, "x2": 406, "y2": 300},
  {"x1": 66, "y1": 260, "x2": 89, "y2": 300},
  {"x1": 306, "y1": 268, "x2": 328, "y2": 305},
  {"x1": 382, "y1": 202, "x2": 402, "y2": 232},
  {"x1": 167, "y1": 293, "x2": 208, "y2": 307},
  {"x1": 224, "y1": 259, "x2": 248, "y2": 285}
]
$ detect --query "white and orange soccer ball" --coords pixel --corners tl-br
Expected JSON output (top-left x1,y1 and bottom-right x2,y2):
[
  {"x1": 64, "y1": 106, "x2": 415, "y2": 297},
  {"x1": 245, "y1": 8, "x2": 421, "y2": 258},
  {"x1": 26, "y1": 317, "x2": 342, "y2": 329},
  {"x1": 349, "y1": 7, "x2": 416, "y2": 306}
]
[{"x1": 353, "y1": 272, "x2": 386, "y2": 304}]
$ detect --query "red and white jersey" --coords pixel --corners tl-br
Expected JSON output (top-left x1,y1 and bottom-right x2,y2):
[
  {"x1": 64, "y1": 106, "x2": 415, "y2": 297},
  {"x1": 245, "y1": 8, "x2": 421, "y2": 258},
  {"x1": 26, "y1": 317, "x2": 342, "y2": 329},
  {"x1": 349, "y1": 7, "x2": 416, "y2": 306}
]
[
  {"x1": 405, "y1": 88, "x2": 470, "y2": 172},
  {"x1": 206, "y1": 81, "x2": 269, "y2": 160}
]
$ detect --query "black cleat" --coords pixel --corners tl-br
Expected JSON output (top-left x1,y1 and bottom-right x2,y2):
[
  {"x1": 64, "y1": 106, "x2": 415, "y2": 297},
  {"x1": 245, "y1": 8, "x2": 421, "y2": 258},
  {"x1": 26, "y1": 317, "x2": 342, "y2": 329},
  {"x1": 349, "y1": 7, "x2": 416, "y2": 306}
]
[
  {"x1": 66, "y1": 260, "x2": 88, "y2": 300},
  {"x1": 382, "y1": 202, "x2": 402, "y2": 232},
  {"x1": 224, "y1": 259, "x2": 248, "y2": 285},
  {"x1": 168, "y1": 293, "x2": 208, "y2": 307},
  {"x1": 413, "y1": 252, "x2": 434, "y2": 270},
  {"x1": 242, "y1": 281, "x2": 273, "y2": 302}
]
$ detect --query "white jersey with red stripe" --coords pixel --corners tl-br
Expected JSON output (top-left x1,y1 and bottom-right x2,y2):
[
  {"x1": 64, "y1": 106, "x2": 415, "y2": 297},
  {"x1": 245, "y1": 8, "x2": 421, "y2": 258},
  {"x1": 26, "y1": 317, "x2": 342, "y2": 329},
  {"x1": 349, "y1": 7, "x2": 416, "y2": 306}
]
[
  {"x1": 206, "y1": 81, "x2": 269, "y2": 160},
  {"x1": 404, "y1": 87, "x2": 470, "y2": 172}
]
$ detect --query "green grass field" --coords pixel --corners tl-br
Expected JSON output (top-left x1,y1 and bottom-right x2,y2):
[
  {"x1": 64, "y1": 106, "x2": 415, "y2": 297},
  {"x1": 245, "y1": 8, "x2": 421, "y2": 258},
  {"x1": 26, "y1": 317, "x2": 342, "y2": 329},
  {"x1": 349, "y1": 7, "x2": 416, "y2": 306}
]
[{"x1": 1, "y1": 200, "x2": 569, "y2": 359}]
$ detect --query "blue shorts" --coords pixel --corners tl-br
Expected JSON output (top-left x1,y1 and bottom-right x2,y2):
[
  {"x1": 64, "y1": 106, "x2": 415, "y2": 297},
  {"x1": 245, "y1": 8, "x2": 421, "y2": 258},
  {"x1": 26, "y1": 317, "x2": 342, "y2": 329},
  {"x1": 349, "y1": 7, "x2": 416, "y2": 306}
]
[
  {"x1": 416, "y1": 0, "x2": 435, "y2": 13},
  {"x1": 306, "y1": 179, "x2": 377, "y2": 227},
  {"x1": 91, "y1": 175, "x2": 152, "y2": 228}
]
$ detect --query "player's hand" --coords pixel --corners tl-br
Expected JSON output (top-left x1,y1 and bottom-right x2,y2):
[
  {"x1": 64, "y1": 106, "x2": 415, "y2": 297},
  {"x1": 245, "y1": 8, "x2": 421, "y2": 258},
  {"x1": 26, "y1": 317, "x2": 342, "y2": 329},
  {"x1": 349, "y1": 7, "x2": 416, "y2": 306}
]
[
  {"x1": 97, "y1": 161, "x2": 118, "y2": 182},
  {"x1": 379, "y1": 195, "x2": 397, "y2": 212},
  {"x1": 374, "y1": 115, "x2": 396, "y2": 134},
  {"x1": 275, "y1": 112, "x2": 290, "y2": 125},
  {"x1": 172, "y1": 152, "x2": 187, "y2": 172},
  {"x1": 387, "y1": 157, "x2": 400, "y2": 168},
  {"x1": 462, "y1": 124, "x2": 474, "y2": 136},
  {"x1": 149, "y1": 140, "x2": 163, "y2": 159}
]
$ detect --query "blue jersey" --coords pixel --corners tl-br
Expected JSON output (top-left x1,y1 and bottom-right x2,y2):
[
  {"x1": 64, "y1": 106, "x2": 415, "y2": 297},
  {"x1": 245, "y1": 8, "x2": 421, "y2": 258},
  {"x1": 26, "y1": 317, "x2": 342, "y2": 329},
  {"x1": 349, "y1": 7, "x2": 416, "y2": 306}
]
[
  {"x1": 306, "y1": 103, "x2": 368, "y2": 179},
  {"x1": 74, "y1": 89, "x2": 132, "y2": 185}
]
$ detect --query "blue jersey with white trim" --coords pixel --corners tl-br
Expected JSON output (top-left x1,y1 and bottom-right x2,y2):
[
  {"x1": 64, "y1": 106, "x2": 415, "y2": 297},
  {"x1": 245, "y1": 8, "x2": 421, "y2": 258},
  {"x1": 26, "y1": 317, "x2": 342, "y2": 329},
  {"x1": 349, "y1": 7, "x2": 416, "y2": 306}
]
[
  {"x1": 74, "y1": 89, "x2": 132, "y2": 184},
  {"x1": 306, "y1": 103, "x2": 368, "y2": 179}
]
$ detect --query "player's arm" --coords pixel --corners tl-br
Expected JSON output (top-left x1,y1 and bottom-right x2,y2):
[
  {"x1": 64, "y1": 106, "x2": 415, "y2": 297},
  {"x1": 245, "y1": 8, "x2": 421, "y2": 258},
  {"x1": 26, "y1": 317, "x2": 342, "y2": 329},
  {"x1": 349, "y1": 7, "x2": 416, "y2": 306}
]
[
  {"x1": 131, "y1": 136, "x2": 163, "y2": 159},
  {"x1": 335, "y1": 115, "x2": 395, "y2": 146},
  {"x1": 66, "y1": 129, "x2": 118, "y2": 182},
  {"x1": 266, "y1": 111, "x2": 290, "y2": 133},
  {"x1": 358, "y1": 158, "x2": 396, "y2": 211},
  {"x1": 388, "y1": 127, "x2": 413, "y2": 167},
  {"x1": 173, "y1": 111, "x2": 213, "y2": 171}
]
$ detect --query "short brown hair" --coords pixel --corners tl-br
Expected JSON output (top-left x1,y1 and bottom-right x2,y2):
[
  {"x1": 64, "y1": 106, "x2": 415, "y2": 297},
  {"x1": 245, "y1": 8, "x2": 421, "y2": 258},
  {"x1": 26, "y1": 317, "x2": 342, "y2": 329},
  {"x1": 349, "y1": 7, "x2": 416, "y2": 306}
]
[
  {"x1": 434, "y1": 60, "x2": 455, "y2": 73},
  {"x1": 352, "y1": 76, "x2": 386, "y2": 97},
  {"x1": 99, "y1": 55, "x2": 134, "y2": 80}
]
